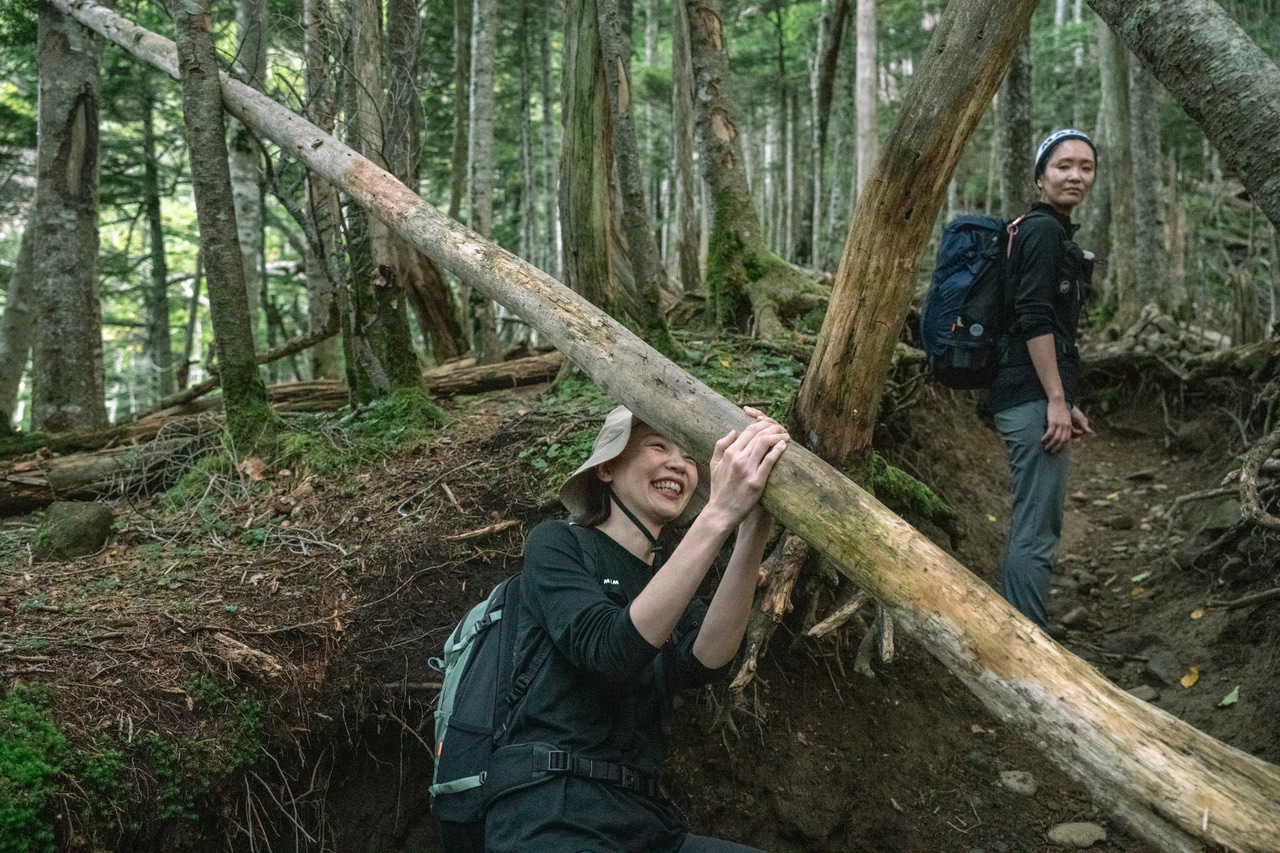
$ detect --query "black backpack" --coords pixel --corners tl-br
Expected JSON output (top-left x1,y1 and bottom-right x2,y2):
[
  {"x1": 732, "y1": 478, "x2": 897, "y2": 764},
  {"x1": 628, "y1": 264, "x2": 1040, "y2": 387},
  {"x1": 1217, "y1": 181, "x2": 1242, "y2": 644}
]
[
  {"x1": 427, "y1": 522, "x2": 598, "y2": 853},
  {"x1": 919, "y1": 213, "x2": 1030, "y2": 389}
]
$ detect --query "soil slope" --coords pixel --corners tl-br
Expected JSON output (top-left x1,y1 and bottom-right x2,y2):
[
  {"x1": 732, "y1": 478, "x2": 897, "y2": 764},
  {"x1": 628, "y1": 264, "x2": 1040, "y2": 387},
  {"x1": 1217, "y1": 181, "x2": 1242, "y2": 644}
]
[{"x1": 2, "y1": 380, "x2": 1277, "y2": 853}]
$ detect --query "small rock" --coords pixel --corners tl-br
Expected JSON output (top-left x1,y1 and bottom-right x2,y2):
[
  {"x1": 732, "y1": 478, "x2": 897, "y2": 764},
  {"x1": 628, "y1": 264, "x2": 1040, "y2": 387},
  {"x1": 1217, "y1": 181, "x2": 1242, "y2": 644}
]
[
  {"x1": 1146, "y1": 649, "x2": 1184, "y2": 686},
  {"x1": 998, "y1": 770, "x2": 1038, "y2": 796},
  {"x1": 1127, "y1": 685, "x2": 1160, "y2": 702},
  {"x1": 1047, "y1": 821, "x2": 1107, "y2": 848},
  {"x1": 1099, "y1": 512, "x2": 1136, "y2": 530},
  {"x1": 33, "y1": 502, "x2": 115, "y2": 561},
  {"x1": 1060, "y1": 606, "x2": 1089, "y2": 627}
]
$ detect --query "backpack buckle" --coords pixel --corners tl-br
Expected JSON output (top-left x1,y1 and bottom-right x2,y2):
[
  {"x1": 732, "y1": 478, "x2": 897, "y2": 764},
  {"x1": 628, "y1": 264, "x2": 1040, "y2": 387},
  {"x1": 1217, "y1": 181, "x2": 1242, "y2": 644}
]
[
  {"x1": 619, "y1": 766, "x2": 638, "y2": 789},
  {"x1": 544, "y1": 749, "x2": 571, "y2": 773}
]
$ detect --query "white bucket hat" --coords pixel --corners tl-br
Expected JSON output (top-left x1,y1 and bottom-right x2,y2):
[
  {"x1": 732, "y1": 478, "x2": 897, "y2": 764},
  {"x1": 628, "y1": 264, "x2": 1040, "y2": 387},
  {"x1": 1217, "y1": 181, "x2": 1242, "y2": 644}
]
[{"x1": 558, "y1": 405, "x2": 636, "y2": 519}]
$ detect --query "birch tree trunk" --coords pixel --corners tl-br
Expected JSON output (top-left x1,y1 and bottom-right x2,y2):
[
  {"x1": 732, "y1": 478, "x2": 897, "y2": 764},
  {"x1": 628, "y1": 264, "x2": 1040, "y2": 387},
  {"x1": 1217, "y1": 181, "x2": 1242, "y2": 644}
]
[
  {"x1": 59, "y1": 4, "x2": 1280, "y2": 848},
  {"x1": 467, "y1": 0, "x2": 503, "y2": 364},
  {"x1": 33, "y1": 1, "x2": 107, "y2": 434},
  {"x1": 229, "y1": 0, "x2": 267, "y2": 345},
  {"x1": 141, "y1": 71, "x2": 176, "y2": 400},
  {"x1": 302, "y1": 0, "x2": 341, "y2": 380},
  {"x1": 0, "y1": 221, "x2": 36, "y2": 429},
  {"x1": 173, "y1": 0, "x2": 275, "y2": 453},
  {"x1": 1087, "y1": 0, "x2": 1280, "y2": 233},
  {"x1": 853, "y1": 0, "x2": 877, "y2": 201},
  {"x1": 1099, "y1": 22, "x2": 1140, "y2": 329}
]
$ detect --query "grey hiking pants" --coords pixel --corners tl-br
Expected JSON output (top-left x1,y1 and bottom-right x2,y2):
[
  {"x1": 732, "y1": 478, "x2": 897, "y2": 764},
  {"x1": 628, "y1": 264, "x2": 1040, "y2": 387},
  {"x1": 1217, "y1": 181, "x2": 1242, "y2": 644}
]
[{"x1": 995, "y1": 399, "x2": 1071, "y2": 629}]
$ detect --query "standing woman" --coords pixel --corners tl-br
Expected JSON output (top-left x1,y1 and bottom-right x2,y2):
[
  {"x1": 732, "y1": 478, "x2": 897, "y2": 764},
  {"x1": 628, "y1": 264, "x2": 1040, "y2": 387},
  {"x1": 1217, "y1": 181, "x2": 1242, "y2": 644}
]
[
  {"x1": 991, "y1": 129, "x2": 1097, "y2": 631},
  {"x1": 483, "y1": 405, "x2": 787, "y2": 852}
]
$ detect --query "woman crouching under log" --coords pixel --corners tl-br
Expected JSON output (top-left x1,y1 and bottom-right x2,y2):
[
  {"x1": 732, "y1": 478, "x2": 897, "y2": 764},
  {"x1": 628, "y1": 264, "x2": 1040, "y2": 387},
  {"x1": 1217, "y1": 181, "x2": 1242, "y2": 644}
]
[{"x1": 483, "y1": 405, "x2": 788, "y2": 852}]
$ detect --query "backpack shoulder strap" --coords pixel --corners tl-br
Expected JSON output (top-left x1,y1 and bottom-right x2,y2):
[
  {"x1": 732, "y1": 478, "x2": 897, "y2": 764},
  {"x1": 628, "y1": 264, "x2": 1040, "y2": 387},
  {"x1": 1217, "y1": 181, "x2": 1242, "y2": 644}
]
[{"x1": 497, "y1": 522, "x2": 604, "y2": 737}]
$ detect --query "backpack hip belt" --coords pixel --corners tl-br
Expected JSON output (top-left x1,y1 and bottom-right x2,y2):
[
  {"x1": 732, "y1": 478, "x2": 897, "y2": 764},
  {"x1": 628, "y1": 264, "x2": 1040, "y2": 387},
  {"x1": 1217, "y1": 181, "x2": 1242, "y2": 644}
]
[{"x1": 485, "y1": 741, "x2": 663, "y2": 805}]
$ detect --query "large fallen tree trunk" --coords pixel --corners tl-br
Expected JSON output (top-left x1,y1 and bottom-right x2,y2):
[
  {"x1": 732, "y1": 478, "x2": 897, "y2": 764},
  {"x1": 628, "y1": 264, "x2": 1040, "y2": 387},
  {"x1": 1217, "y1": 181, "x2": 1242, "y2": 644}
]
[{"x1": 50, "y1": 2, "x2": 1280, "y2": 848}]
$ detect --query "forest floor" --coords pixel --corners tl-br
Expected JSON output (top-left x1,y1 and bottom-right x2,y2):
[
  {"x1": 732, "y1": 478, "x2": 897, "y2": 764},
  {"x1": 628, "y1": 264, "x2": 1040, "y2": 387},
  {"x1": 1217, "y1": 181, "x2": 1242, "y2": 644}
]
[{"x1": 2, "y1": 357, "x2": 1278, "y2": 853}]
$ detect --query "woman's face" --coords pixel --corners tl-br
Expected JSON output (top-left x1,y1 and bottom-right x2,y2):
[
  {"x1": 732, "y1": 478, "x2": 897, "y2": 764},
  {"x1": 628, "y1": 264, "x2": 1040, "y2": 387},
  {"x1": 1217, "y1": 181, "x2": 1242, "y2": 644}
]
[
  {"x1": 1038, "y1": 139, "x2": 1096, "y2": 215},
  {"x1": 596, "y1": 423, "x2": 698, "y2": 529}
]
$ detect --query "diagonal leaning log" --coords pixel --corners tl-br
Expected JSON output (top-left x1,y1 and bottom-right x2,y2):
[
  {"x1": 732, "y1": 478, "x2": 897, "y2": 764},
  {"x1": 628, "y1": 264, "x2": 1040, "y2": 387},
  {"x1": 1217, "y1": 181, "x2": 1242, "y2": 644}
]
[{"x1": 48, "y1": 1, "x2": 1280, "y2": 848}]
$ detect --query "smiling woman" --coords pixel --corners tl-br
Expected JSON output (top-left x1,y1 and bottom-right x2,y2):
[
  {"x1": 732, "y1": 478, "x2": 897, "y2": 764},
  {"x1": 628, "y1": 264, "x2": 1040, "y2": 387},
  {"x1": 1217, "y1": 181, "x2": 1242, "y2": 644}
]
[{"x1": 473, "y1": 405, "x2": 788, "y2": 853}]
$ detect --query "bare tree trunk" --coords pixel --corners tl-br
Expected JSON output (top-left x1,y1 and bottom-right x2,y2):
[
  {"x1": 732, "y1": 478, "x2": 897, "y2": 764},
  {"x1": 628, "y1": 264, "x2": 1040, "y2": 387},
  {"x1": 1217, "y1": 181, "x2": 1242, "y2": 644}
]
[
  {"x1": 0, "y1": 220, "x2": 36, "y2": 428},
  {"x1": 141, "y1": 71, "x2": 176, "y2": 400},
  {"x1": 539, "y1": 1, "x2": 560, "y2": 281},
  {"x1": 671, "y1": 0, "x2": 700, "y2": 293},
  {"x1": 385, "y1": 0, "x2": 462, "y2": 366},
  {"x1": 33, "y1": 1, "x2": 107, "y2": 434},
  {"x1": 67, "y1": 6, "x2": 1280, "y2": 848},
  {"x1": 173, "y1": 0, "x2": 275, "y2": 453},
  {"x1": 996, "y1": 37, "x2": 1034, "y2": 218},
  {"x1": 467, "y1": 0, "x2": 503, "y2": 363},
  {"x1": 1099, "y1": 22, "x2": 1139, "y2": 329},
  {"x1": 302, "y1": 0, "x2": 341, "y2": 380},
  {"x1": 596, "y1": 0, "x2": 679, "y2": 355},
  {"x1": 229, "y1": 0, "x2": 268, "y2": 346},
  {"x1": 853, "y1": 0, "x2": 877, "y2": 201},
  {"x1": 794, "y1": 0, "x2": 1037, "y2": 469},
  {"x1": 449, "y1": 0, "x2": 471, "y2": 224},
  {"x1": 685, "y1": 0, "x2": 823, "y2": 337},
  {"x1": 560, "y1": 0, "x2": 629, "y2": 318},
  {"x1": 1088, "y1": 0, "x2": 1280, "y2": 233},
  {"x1": 1129, "y1": 54, "x2": 1167, "y2": 311}
]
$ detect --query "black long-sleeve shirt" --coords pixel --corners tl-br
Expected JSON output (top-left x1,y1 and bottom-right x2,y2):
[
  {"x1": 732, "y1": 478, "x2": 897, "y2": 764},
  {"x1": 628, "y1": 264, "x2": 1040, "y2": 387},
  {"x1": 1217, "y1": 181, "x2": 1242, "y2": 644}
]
[
  {"x1": 484, "y1": 520, "x2": 727, "y2": 853},
  {"x1": 989, "y1": 202, "x2": 1092, "y2": 413}
]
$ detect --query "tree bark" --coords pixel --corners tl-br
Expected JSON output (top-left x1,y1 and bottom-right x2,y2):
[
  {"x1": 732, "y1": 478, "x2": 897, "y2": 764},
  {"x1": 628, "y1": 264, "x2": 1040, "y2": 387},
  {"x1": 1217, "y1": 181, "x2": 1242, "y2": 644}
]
[
  {"x1": 173, "y1": 0, "x2": 275, "y2": 453},
  {"x1": 794, "y1": 0, "x2": 1038, "y2": 470},
  {"x1": 33, "y1": 1, "x2": 107, "y2": 434},
  {"x1": 560, "y1": 0, "x2": 630, "y2": 320},
  {"x1": 302, "y1": 0, "x2": 341, "y2": 380},
  {"x1": 449, "y1": 0, "x2": 471, "y2": 224},
  {"x1": 344, "y1": 0, "x2": 423, "y2": 397},
  {"x1": 1128, "y1": 54, "x2": 1166, "y2": 312},
  {"x1": 58, "y1": 4, "x2": 1280, "y2": 848},
  {"x1": 1099, "y1": 23, "x2": 1140, "y2": 330},
  {"x1": 467, "y1": 0, "x2": 503, "y2": 364},
  {"x1": 141, "y1": 70, "x2": 176, "y2": 400},
  {"x1": 685, "y1": 0, "x2": 824, "y2": 337},
  {"x1": 385, "y1": 0, "x2": 464, "y2": 365},
  {"x1": 596, "y1": 0, "x2": 679, "y2": 356},
  {"x1": 853, "y1": 0, "x2": 876, "y2": 200},
  {"x1": 670, "y1": 0, "x2": 700, "y2": 293},
  {"x1": 0, "y1": 220, "x2": 37, "y2": 428},
  {"x1": 996, "y1": 37, "x2": 1034, "y2": 218},
  {"x1": 1087, "y1": 0, "x2": 1280, "y2": 234},
  {"x1": 229, "y1": 0, "x2": 268, "y2": 344}
]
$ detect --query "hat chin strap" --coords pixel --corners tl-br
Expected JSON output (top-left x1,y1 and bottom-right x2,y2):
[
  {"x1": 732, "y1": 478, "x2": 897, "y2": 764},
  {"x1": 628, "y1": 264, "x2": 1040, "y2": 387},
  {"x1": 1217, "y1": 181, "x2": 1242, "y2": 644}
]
[{"x1": 607, "y1": 486, "x2": 664, "y2": 556}]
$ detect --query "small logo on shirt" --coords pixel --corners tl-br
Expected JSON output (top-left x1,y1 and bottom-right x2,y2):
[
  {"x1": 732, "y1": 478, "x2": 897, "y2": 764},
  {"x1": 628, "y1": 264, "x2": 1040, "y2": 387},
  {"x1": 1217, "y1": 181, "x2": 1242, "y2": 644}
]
[
  {"x1": 602, "y1": 578, "x2": 621, "y2": 586},
  {"x1": 1058, "y1": 279, "x2": 1071, "y2": 294}
]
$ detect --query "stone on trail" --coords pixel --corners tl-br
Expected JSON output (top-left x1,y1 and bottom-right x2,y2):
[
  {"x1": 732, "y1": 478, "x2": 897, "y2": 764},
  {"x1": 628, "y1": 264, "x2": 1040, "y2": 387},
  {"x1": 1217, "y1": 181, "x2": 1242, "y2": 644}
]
[
  {"x1": 1146, "y1": 648, "x2": 1185, "y2": 686},
  {"x1": 997, "y1": 769, "x2": 1038, "y2": 796},
  {"x1": 1127, "y1": 684, "x2": 1160, "y2": 702},
  {"x1": 1047, "y1": 821, "x2": 1107, "y2": 848}
]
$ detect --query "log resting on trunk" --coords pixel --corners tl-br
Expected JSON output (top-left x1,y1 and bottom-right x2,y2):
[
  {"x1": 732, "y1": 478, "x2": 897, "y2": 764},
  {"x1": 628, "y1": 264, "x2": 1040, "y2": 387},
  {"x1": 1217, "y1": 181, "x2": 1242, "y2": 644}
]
[{"x1": 48, "y1": 2, "x2": 1280, "y2": 849}]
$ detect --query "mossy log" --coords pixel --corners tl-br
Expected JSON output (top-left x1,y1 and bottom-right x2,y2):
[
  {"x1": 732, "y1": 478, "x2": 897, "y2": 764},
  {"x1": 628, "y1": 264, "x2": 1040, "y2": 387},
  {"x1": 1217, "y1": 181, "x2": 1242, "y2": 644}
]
[{"x1": 52, "y1": 2, "x2": 1280, "y2": 848}]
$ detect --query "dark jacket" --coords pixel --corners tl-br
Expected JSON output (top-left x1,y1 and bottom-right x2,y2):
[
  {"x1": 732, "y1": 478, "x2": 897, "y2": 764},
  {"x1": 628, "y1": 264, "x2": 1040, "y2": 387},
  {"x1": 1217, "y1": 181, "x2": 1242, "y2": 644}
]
[
  {"x1": 989, "y1": 202, "x2": 1092, "y2": 413},
  {"x1": 483, "y1": 520, "x2": 727, "y2": 853}
]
